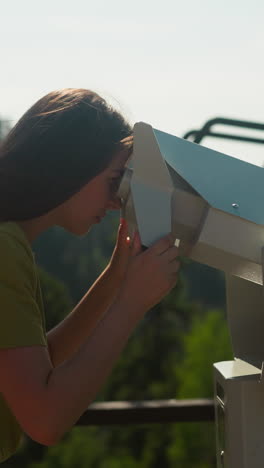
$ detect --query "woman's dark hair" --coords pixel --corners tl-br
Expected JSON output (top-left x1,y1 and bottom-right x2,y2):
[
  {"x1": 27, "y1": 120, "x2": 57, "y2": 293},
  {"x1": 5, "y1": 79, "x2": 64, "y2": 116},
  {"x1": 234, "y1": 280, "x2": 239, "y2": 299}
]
[{"x1": 0, "y1": 88, "x2": 133, "y2": 221}]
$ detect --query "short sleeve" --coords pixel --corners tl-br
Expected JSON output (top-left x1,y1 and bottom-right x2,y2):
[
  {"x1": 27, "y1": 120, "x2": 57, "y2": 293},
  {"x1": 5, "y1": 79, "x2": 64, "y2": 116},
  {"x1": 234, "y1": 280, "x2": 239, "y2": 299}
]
[{"x1": 0, "y1": 232, "x2": 47, "y2": 348}]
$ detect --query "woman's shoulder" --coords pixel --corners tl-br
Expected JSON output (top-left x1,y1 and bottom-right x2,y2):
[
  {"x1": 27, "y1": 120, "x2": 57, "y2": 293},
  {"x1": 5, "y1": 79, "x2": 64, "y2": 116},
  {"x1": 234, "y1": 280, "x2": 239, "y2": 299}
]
[
  {"x1": 0, "y1": 222, "x2": 33, "y2": 255},
  {"x1": 0, "y1": 222, "x2": 35, "y2": 282}
]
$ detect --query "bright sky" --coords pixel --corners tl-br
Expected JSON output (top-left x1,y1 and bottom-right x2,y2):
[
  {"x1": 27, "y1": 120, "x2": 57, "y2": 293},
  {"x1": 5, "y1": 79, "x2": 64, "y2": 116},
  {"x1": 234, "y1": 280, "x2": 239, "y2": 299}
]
[{"x1": 0, "y1": 0, "x2": 264, "y2": 164}]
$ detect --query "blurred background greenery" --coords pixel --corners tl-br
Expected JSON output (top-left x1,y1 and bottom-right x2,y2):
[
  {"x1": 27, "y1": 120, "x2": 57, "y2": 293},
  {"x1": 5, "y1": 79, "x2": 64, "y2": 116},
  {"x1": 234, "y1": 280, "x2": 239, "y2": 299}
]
[{"x1": 0, "y1": 120, "x2": 232, "y2": 467}]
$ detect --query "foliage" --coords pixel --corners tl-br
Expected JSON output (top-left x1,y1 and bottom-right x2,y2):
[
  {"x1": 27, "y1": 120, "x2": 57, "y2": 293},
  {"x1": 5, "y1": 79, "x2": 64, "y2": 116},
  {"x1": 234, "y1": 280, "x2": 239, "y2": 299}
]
[
  {"x1": 37, "y1": 267, "x2": 73, "y2": 332},
  {"x1": 168, "y1": 309, "x2": 233, "y2": 468},
  {"x1": 33, "y1": 214, "x2": 119, "y2": 304}
]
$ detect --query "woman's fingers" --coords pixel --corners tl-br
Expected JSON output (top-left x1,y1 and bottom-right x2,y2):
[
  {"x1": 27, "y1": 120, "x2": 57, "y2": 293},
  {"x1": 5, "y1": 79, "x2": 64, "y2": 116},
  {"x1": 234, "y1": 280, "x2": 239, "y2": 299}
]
[
  {"x1": 168, "y1": 258, "x2": 181, "y2": 274},
  {"x1": 150, "y1": 233, "x2": 175, "y2": 256},
  {"x1": 109, "y1": 219, "x2": 131, "y2": 270},
  {"x1": 130, "y1": 230, "x2": 142, "y2": 257},
  {"x1": 116, "y1": 230, "x2": 183, "y2": 312},
  {"x1": 162, "y1": 245, "x2": 180, "y2": 263},
  {"x1": 116, "y1": 219, "x2": 130, "y2": 251}
]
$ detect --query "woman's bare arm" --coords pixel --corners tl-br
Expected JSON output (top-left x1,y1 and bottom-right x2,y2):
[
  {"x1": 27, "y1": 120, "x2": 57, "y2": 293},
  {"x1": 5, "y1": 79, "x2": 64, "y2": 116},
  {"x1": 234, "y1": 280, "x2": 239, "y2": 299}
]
[
  {"x1": 47, "y1": 220, "x2": 131, "y2": 367},
  {"x1": 0, "y1": 234, "x2": 180, "y2": 446},
  {"x1": 0, "y1": 296, "x2": 144, "y2": 446},
  {"x1": 47, "y1": 265, "x2": 120, "y2": 367}
]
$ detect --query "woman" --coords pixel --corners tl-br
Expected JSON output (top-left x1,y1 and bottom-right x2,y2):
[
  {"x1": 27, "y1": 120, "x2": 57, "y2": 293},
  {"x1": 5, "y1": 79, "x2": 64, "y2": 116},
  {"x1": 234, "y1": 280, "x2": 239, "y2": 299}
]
[{"x1": 0, "y1": 88, "x2": 181, "y2": 462}]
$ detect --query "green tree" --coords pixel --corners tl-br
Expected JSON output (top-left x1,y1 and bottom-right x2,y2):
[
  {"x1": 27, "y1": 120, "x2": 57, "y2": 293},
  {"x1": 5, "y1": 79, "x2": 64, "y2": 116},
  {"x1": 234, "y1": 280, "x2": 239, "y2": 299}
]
[
  {"x1": 33, "y1": 213, "x2": 119, "y2": 304},
  {"x1": 37, "y1": 267, "x2": 73, "y2": 332},
  {"x1": 167, "y1": 309, "x2": 233, "y2": 468}
]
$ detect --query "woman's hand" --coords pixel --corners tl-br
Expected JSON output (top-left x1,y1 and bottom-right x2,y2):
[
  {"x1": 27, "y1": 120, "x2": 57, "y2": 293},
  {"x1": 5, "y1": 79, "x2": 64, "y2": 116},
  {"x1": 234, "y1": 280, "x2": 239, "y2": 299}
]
[
  {"x1": 118, "y1": 232, "x2": 181, "y2": 314},
  {"x1": 109, "y1": 219, "x2": 182, "y2": 315},
  {"x1": 107, "y1": 218, "x2": 141, "y2": 284}
]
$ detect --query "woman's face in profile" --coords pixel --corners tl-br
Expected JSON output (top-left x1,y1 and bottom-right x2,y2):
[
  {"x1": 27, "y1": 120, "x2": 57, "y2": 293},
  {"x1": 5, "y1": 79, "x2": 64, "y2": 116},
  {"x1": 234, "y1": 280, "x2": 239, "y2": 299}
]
[{"x1": 55, "y1": 149, "x2": 130, "y2": 235}]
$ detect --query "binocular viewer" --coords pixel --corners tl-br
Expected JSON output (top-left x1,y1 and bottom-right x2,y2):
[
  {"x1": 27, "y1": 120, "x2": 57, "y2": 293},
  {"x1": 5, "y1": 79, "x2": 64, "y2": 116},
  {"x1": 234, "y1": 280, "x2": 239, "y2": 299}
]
[
  {"x1": 118, "y1": 122, "x2": 264, "y2": 468},
  {"x1": 118, "y1": 121, "x2": 264, "y2": 285}
]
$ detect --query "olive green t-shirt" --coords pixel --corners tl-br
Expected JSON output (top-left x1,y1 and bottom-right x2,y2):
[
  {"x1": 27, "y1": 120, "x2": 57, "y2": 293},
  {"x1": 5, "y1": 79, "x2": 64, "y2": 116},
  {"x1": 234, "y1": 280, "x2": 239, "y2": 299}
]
[{"x1": 0, "y1": 222, "x2": 47, "y2": 463}]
